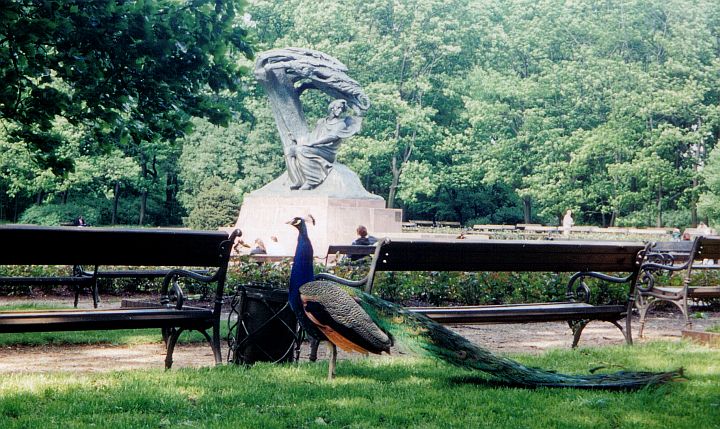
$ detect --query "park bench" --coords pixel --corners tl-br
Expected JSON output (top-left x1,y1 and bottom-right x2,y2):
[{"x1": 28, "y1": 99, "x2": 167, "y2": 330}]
[
  {"x1": 324, "y1": 244, "x2": 377, "y2": 265},
  {"x1": 317, "y1": 238, "x2": 649, "y2": 347},
  {"x1": 636, "y1": 236, "x2": 720, "y2": 337},
  {"x1": 0, "y1": 225, "x2": 239, "y2": 368},
  {"x1": 472, "y1": 224, "x2": 517, "y2": 232}
]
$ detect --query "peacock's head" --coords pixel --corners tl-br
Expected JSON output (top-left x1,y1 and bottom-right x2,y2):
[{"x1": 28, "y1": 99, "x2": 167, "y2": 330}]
[{"x1": 287, "y1": 214, "x2": 316, "y2": 232}]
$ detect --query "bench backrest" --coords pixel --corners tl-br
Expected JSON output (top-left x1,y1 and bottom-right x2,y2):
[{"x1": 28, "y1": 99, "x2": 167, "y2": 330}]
[
  {"x1": 365, "y1": 238, "x2": 646, "y2": 292},
  {"x1": 371, "y1": 239, "x2": 645, "y2": 272},
  {"x1": 0, "y1": 225, "x2": 235, "y2": 267},
  {"x1": 648, "y1": 236, "x2": 720, "y2": 266},
  {"x1": 326, "y1": 245, "x2": 377, "y2": 257},
  {"x1": 650, "y1": 240, "x2": 693, "y2": 254},
  {"x1": 694, "y1": 236, "x2": 720, "y2": 261}
]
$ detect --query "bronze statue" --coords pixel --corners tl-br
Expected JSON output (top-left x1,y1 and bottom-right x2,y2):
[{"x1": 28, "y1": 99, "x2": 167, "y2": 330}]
[
  {"x1": 287, "y1": 99, "x2": 361, "y2": 190},
  {"x1": 254, "y1": 48, "x2": 369, "y2": 190}
]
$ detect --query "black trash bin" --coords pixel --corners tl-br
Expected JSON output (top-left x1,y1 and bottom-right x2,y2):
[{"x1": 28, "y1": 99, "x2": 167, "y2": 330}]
[{"x1": 227, "y1": 284, "x2": 298, "y2": 365}]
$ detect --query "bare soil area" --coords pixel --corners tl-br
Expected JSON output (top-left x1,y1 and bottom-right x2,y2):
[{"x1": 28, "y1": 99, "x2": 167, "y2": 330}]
[{"x1": 0, "y1": 295, "x2": 717, "y2": 373}]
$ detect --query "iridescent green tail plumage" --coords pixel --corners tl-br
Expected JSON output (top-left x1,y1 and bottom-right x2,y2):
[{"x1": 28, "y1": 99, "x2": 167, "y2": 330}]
[{"x1": 350, "y1": 289, "x2": 681, "y2": 390}]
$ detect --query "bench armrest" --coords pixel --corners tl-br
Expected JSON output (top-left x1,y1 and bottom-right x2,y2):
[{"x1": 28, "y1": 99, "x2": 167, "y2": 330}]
[
  {"x1": 314, "y1": 272, "x2": 369, "y2": 289},
  {"x1": 636, "y1": 260, "x2": 691, "y2": 293},
  {"x1": 160, "y1": 269, "x2": 220, "y2": 309},
  {"x1": 566, "y1": 271, "x2": 635, "y2": 303}
]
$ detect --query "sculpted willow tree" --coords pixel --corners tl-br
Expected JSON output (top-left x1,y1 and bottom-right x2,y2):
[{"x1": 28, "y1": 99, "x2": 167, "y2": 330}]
[{"x1": 253, "y1": 48, "x2": 370, "y2": 191}]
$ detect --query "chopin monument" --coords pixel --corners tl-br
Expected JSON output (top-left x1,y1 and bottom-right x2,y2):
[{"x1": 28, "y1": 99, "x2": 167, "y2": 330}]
[{"x1": 235, "y1": 48, "x2": 402, "y2": 255}]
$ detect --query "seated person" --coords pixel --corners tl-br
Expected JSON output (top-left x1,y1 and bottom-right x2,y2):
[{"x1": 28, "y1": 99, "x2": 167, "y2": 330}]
[
  {"x1": 351, "y1": 225, "x2": 377, "y2": 261},
  {"x1": 249, "y1": 239, "x2": 267, "y2": 255}
]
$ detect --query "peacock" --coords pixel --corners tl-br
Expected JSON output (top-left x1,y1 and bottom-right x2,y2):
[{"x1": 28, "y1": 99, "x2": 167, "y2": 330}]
[{"x1": 288, "y1": 216, "x2": 681, "y2": 389}]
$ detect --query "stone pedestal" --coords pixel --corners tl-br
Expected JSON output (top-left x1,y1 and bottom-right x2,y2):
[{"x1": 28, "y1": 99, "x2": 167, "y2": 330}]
[{"x1": 234, "y1": 164, "x2": 402, "y2": 257}]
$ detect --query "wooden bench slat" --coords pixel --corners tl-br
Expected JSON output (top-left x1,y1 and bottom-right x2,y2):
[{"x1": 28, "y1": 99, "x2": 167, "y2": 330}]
[
  {"x1": 409, "y1": 303, "x2": 626, "y2": 324},
  {"x1": 0, "y1": 307, "x2": 213, "y2": 333},
  {"x1": 0, "y1": 225, "x2": 229, "y2": 266},
  {"x1": 375, "y1": 239, "x2": 644, "y2": 273},
  {"x1": 0, "y1": 277, "x2": 93, "y2": 285}
]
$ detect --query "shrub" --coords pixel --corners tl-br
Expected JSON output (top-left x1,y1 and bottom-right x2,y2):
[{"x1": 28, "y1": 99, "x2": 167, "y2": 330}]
[
  {"x1": 0, "y1": 258, "x2": 632, "y2": 307},
  {"x1": 19, "y1": 202, "x2": 101, "y2": 226},
  {"x1": 183, "y1": 177, "x2": 241, "y2": 230}
]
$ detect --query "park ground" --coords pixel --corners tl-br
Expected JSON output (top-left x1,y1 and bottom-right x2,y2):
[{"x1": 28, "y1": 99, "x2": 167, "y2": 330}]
[{"x1": 0, "y1": 295, "x2": 716, "y2": 373}]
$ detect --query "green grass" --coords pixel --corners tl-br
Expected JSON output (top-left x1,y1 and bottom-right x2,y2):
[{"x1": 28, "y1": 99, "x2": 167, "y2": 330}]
[
  {"x1": 0, "y1": 303, "x2": 227, "y2": 346},
  {"x1": 0, "y1": 341, "x2": 718, "y2": 428},
  {"x1": 708, "y1": 324, "x2": 720, "y2": 333}
]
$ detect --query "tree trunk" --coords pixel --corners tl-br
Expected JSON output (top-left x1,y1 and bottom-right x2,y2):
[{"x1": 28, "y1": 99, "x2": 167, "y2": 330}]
[
  {"x1": 387, "y1": 118, "x2": 414, "y2": 209},
  {"x1": 387, "y1": 155, "x2": 400, "y2": 209},
  {"x1": 138, "y1": 155, "x2": 157, "y2": 226},
  {"x1": 691, "y1": 177, "x2": 698, "y2": 227},
  {"x1": 610, "y1": 211, "x2": 617, "y2": 227},
  {"x1": 522, "y1": 196, "x2": 531, "y2": 224},
  {"x1": 112, "y1": 180, "x2": 120, "y2": 225},
  {"x1": 139, "y1": 190, "x2": 147, "y2": 225},
  {"x1": 656, "y1": 184, "x2": 663, "y2": 227},
  {"x1": 165, "y1": 172, "x2": 176, "y2": 225}
]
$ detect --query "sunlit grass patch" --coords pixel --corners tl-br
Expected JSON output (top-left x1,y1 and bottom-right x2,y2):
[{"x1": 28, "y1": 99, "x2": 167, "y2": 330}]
[{"x1": 0, "y1": 342, "x2": 717, "y2": 428}]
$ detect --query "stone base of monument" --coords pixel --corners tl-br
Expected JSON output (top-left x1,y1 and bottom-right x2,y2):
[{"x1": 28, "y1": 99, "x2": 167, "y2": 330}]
[{"x1": 234, "y1": 164, "x2": 402, "y2": 257}]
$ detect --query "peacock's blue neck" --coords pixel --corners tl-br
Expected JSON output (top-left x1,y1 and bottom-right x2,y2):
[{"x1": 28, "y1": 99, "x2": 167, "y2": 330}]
[{"x1": 289, "y1": 224, "x2": 314, "y2": 313}]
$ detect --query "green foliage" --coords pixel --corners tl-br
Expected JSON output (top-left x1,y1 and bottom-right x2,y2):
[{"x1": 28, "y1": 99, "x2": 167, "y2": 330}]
[
  {"x1": 18, "y1": 202, "x2": 100, "y2": 226},
  {"x1": 183, "y1": 177, "x2": 241, "y2": 230},
  {"x1": 0, "y1": 265, "x2": 69, "y2": 296},
  {"x1": 227, "y1": 258, "x2": 294, "y2": 289},
  {"x1": 1, "y1": 0, "x2": 253, "y2": 155},
  {"x1": 0, "y1": 259, "x2": 630, "y2": 307},
  {"x1": 1, "y1": 0, "x2": 253, "y2": 225},
  {"x1": 5, "y1": 0, "x2": 720, "y2": 230},
  {"x1": 324, "y1": 261, "x2": 628, "y2": 306},
  {"x1": 698, "y1": 145, "x2": 720, "y2": 224}
]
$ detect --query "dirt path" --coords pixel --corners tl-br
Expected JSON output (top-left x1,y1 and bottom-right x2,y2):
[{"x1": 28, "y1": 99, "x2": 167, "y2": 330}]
[{"x1": 0, "y1": 296, "x2": 717, "y2": 373}]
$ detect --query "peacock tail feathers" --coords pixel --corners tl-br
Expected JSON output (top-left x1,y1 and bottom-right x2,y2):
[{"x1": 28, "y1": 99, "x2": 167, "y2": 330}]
[{"x1": 345, "y1": 287, "x2": 681, "y2": 390}]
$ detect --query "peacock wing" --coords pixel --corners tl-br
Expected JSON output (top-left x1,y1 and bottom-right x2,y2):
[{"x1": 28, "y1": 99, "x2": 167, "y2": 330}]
[{"x1": 300, "y1": 280, "x2": 391, "y2": 355}]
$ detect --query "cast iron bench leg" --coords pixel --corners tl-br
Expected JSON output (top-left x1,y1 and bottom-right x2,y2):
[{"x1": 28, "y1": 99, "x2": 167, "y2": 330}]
[
  {"x1": 568, "y1": 319, "x2": 590, "y2": 348},
  {"x1": 202, "y1": 328, "x2": 223, "y2": 366},
  {"x1": 165, "y1": 327, "x2": 185, "y2": 369},
  {"x1": 73, "y1": 285, "x2": 80, "y2": 308},
  {"x1": 92, "y1": 279, "x2": 100, "y2": 308},
  {"x1": 569, "y1": 319, "x2": 629, "y2": 348},
  {"x1": 610, "y1": 320, "x2": 631, "y2": 345}
]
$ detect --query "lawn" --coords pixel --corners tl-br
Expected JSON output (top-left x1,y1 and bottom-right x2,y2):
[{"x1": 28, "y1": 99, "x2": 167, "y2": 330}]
[{"x1": 0, "y1": 341, "x2": 717, "y2": 428}]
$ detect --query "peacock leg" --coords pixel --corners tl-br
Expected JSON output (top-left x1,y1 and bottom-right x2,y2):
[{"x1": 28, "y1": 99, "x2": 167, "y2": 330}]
[
  {"x1": 328, "y1": 342, "x2": 337, "y2": 380},
  {"x1": 308, "y1": 337, "x2": 320, "y2": 362}
]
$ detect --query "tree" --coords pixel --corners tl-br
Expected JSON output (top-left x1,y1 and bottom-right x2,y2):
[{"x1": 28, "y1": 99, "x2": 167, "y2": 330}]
[{"x1": 1, "y1": 0, "x2": 253, "y2": 224}]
